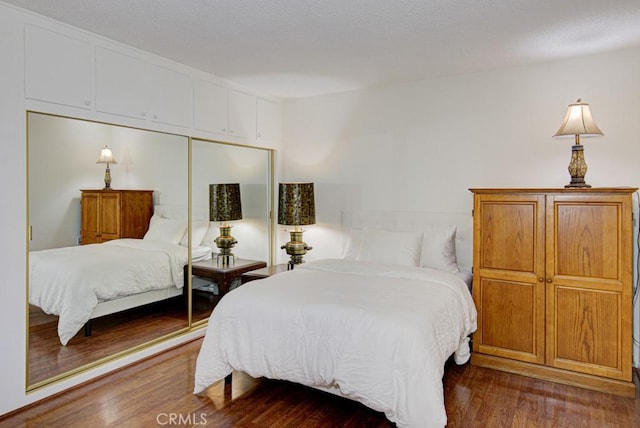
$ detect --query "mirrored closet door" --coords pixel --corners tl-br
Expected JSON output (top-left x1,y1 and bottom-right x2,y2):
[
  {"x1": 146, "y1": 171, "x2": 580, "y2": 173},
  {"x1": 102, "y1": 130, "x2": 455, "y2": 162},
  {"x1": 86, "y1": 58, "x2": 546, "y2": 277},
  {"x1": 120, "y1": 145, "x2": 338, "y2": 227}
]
[
  {"x1": 26, "y1": 113, "x2": 275, "y2": 391},
  {"x1": 27, "y1": 112, "x2": 190, "y2": 388},
  {"x1": 190, "y1": 139, "x2": 273, "y2": 324}
]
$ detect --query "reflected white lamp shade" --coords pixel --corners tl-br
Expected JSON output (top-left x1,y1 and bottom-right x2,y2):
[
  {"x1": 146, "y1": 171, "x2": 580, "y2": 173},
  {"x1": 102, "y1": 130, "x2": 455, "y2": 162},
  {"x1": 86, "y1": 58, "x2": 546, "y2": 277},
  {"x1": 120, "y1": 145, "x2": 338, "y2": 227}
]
[{"x1": 96, "y1": 146, "x2": 117, "y2": 189}]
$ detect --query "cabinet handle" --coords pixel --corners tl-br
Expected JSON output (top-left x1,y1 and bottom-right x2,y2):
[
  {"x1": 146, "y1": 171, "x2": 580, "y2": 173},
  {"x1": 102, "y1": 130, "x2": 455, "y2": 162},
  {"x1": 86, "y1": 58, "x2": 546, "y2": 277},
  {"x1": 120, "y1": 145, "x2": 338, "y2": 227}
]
[
  {"x1": 538, "y1": 277, "x2": 544, "y2": 282},
  {"x1": 153, "y1": 114, "x2": 158, "y2": 120},
  {"x1": 141, "y1": 112, "x2": 147, "y2": 117},
  {"x1": 229, "y1": 129, "x2": 234, "y2": 135},
  {"x1": 221, "y1": 128, "x2": 226, "y2": 133},
  {"x1": 84, "y1": 100, "x2": 91, "y2": 106},
  {"x1": 546, "y1": 278, "x2": 552, "y2": 283}
]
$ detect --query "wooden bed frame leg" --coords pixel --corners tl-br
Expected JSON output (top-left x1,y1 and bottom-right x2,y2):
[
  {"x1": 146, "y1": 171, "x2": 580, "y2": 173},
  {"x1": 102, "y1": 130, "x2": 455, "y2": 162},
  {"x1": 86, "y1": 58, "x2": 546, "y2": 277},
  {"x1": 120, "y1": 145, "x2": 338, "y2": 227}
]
[
  {"x1": 84, "y1": 320, "x2": 93, "y2": 336},
  {"x1": 224, "y1": 373, "x2": 232, "y2": 386}
]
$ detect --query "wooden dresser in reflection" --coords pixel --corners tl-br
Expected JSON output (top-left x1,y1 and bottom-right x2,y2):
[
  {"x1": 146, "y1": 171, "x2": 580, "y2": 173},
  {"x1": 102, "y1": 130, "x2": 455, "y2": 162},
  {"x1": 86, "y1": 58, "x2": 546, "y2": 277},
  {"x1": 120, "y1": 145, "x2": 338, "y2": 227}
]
[
  {"x1": 470, "y1": 188, "x2": 636, "y2": 397},
  {"x1": 81, "y1": 189, "x2": 153, "y2": 244}
]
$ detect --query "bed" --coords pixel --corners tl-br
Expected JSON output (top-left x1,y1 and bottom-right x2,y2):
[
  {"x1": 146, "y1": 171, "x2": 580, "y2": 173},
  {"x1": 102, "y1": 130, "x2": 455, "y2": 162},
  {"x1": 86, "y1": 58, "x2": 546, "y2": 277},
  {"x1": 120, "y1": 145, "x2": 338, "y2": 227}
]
[
  {"x1": 29, "y1": 210, "x2": 214, "y2": 345},
  {"x1": 193, "y1": 211, "x2": 478, "y2": 428}
]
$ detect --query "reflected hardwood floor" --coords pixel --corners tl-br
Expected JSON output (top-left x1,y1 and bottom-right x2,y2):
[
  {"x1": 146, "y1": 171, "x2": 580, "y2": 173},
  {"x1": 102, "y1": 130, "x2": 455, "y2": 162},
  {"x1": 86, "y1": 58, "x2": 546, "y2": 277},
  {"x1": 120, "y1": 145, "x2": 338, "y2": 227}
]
[
  {"x1": 28, "y1": 291, "x2": 214, "y2": 385},
  {"x1": 7, "y1": 338, "x2": 640, "y2": 427}
]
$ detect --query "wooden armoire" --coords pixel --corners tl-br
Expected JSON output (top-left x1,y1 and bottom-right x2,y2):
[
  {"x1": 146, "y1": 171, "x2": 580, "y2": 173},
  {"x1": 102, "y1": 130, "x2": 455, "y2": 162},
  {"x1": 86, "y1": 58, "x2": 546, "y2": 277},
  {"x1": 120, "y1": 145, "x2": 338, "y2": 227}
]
[
  {"x1": 470, "y1": 188, "x2": 636, "y2": 397},
  {"x1": 80, "y1": 189, "x2": 153, "y2": 245}
]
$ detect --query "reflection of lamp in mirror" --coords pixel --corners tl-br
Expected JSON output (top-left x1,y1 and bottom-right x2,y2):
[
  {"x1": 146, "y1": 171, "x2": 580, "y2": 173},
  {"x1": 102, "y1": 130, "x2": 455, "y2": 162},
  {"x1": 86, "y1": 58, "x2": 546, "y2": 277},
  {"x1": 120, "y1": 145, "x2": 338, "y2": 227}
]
[
  {"x1": 210, "y1": 183, "x2": 242, "y2": 265},
  {"x1": 96, "y1": 145, "x2": 117, "y2": 190},
  {"x1": 553, "y1": 98, "x2": 604, "y2": 188},
  {"x1": 278, "y1": 183, "x2": 315, "y2": 269}
]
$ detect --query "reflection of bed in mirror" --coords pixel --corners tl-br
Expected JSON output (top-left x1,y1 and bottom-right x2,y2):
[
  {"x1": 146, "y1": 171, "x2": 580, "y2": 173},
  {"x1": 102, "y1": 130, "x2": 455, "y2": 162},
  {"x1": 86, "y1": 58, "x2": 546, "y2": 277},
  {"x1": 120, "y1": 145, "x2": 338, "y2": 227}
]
[{"x1": 29, "y1": 207, "x2": 213, "y2": 345}]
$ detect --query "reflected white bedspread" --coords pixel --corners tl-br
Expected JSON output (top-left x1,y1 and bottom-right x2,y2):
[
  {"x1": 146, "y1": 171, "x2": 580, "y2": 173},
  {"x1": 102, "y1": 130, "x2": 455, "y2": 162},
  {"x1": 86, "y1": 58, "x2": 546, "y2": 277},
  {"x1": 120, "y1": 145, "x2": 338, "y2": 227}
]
[
  {"x1": 193, "y1": 259, "x2": 477, "y2": 428},
  {"x1": 29, "y1": 239, "x2": 188, "y2": 345}
]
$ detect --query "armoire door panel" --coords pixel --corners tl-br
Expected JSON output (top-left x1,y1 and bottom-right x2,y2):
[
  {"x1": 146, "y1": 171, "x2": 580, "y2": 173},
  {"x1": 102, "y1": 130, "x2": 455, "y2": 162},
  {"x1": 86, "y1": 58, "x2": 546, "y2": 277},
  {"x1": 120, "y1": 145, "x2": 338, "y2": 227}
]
[
  {"x1": 478, "y1": 202, "x2": 537, "y2": 272},
  {"x1": 80, "y1": 193, "x2": 100, "y2": 244},
  {"x1": 119, "y1": 192, "x2": 153, "y2": 238},
  {"x1": 99, "y1": 193, "x2": 121, "y2": 240},
  {"x1": 479, "y1": 278, "x2": 543, "y2": 357},
  {"x1": 553, "y1": 203, "x2": 621, "y2": 280},
  {"x1": 549, "y1": 286, "x2": 622, "y2": 374}
]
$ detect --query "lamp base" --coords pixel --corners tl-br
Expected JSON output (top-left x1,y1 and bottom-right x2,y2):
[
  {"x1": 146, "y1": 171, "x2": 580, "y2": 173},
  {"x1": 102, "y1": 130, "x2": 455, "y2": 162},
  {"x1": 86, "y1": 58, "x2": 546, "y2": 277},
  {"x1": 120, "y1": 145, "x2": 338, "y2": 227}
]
[
  {"x1": 103, "y1": 165, "x2": 112, "y2": 190},
  {"x1": 565, "y1": 181, "x2": 591, "y2": 189},
  {"x1": 215, "y1": 225, "x2": 237, "y2": 265},
  {"x1": 565, "y1": 144, "x2": 590, "y2": 189},
  {"x1": 281, "y1": 229, "x2": 312, "y2": 268}
]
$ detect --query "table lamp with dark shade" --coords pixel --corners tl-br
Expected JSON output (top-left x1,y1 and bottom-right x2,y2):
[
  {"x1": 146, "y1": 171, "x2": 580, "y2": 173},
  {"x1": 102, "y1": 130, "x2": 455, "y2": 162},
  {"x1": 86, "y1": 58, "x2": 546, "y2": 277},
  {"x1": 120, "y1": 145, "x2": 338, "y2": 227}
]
[
  {"x1": 210, "y1": 183, "x2": 242, "y2": 264},
  {"x1": 278, "y1": 182, "x2": 315, "y2": 268},
  {"x1": 553, "y1": 98, "x2": 604, "y2": 188}
]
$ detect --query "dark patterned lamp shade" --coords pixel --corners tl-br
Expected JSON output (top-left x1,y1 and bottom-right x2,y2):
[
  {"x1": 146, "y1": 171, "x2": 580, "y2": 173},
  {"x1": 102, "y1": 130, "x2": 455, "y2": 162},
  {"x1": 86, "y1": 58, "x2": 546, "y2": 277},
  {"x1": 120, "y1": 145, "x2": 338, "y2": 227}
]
[
  {"x1": 209, "y1": 183, "x2": 242, "y2": 222},
  {"x1": 278, "y1": 183, "x2": 315, "y2": 226},
  {"x1": 278, "y1": 183, "x2": 315, "y2": 267}
]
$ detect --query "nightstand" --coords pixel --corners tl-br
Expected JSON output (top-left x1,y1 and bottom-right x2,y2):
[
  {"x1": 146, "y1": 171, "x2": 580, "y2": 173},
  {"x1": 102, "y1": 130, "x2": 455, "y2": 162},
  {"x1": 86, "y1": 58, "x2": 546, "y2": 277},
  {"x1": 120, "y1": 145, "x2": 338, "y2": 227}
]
[
  {"x1": 188, "y1": 258, "x2": 267, "y2": 299},
  {"x1": 241, "y1": 264, "x2": 290, "y2": 284}
]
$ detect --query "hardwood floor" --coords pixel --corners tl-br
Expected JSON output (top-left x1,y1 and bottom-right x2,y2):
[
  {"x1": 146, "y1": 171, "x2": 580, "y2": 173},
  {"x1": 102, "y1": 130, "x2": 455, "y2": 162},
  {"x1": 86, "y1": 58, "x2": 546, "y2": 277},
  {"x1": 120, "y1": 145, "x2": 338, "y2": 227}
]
[
  {"x1": 6, "y1": 338, "x2": 640, "y2": 427},
  {"x1": 28, "y1": 291, "x2": 214, "y2": 385}
]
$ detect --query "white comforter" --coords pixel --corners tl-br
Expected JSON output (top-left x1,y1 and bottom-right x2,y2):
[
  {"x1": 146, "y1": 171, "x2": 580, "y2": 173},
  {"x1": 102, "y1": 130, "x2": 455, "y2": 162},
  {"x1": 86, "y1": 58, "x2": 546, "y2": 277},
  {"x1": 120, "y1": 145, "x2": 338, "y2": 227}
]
[
  {"x1": 193, "y1": 259, "x2": 477, "y2": 428},
  {"x1": 29, "y1": 239, "x2": 188, "y2": 345}
]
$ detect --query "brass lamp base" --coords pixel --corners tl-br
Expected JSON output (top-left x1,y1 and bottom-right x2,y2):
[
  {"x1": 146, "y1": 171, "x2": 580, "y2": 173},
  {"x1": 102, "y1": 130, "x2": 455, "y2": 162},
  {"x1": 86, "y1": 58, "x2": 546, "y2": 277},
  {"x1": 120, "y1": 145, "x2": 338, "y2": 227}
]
[
  {"x1": 565, "y1": 143, "x2": 591, "y2": 188},
  {"x1": 103, "y1": 165, "x2": 112, "y2": 190},
  {"x1": 281, "y1": 229, "x2": 312, "y2": 269},
  {"x1": 215, "y1": 225, "x2": 237, "y2": 265}
]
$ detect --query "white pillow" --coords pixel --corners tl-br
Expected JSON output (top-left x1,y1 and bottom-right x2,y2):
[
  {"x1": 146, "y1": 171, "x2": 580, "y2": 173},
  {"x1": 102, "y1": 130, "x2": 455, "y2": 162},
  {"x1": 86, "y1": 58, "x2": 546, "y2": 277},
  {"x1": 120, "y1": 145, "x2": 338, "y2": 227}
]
[
  {"x1": 343, "y1": 228, "x2": 363, "y2": 260},
  {"x1": 356, "y1": 229, "x2": 423, "y2": 267},
  {"x1": 200, "y1": 222, "x2": 218, "y2": 248},
  {"x1": 420, "y1": 226, "x2": 459, "y2": 273},
  {"x1": 143, "y1": 215, "x2": 187, "y2": 244},
  {"x1": 179, "y1": 220, "x2": 209, "y2": 248}
]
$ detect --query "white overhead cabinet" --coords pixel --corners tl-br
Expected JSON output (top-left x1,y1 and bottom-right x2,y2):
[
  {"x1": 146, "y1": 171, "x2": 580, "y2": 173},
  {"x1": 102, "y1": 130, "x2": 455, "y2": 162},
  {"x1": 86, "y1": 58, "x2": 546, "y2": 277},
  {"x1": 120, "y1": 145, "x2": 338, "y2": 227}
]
[
  {"x1": 95, "y1": 47, "x2": 193, "y2": 128},
  {"x1": 194, "y1": 80, "x2": 256, "y2": 142},
  {"x1": 24, "y1": 25, "x2": 92, "y2": 109},
  {"x1": 256, "y1": 97, "x2": 282, "y2": 143},
  {"x1": 227, "y1": 89, "x2": 256, "y2": 141},
  {"x1": 193, "y1": 79, "x2": 228, "y2": 136}
]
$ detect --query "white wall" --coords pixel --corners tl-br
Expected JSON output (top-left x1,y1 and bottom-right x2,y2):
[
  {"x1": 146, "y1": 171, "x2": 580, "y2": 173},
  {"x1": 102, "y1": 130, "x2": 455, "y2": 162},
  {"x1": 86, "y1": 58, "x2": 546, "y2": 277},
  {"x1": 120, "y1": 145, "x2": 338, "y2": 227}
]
[{"x1": 282, "y1": 46, "x2": 640, "y2": 365}]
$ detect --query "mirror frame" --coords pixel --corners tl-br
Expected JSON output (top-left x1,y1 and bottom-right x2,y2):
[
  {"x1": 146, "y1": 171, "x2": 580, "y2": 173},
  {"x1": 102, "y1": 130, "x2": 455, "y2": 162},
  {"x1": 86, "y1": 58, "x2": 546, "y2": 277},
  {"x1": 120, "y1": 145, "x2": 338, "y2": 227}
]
[{"x1": 25, "y1": 111, "x2": 275, "y2": 392}]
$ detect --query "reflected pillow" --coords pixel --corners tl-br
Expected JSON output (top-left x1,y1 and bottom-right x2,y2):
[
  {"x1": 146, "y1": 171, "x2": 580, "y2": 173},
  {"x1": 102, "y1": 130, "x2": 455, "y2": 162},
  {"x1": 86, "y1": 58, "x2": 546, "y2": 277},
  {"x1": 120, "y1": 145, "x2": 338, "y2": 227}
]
[
  {"x1": 200, "y1": 222, "x2": 218, "y2": 248},
  {"x1": 179, "y1": 220, "x2": 209, "y2": 248},
  {"x1": 143, "y1": 215, "x2": 187, "y2": 245},
  {"x1": 343, "y1": 228, "x2": 363, "y2": 260},
  {"x1": 356, "y1": 229, "x2": 423, "y2": 267},
  {"x1": 420, "y1": 226, "x2": 459, "y2": 273}
]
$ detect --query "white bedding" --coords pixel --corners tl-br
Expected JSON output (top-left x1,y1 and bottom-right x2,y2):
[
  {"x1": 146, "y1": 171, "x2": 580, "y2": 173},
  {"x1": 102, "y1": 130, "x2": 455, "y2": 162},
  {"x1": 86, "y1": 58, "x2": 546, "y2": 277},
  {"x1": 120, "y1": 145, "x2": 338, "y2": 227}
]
[
  {"x1": 193, "y1": 258, "x2": 477, "y2": 428},
  {"x1": 29, "y1": 239, "x2": 188, "y2": 345}
]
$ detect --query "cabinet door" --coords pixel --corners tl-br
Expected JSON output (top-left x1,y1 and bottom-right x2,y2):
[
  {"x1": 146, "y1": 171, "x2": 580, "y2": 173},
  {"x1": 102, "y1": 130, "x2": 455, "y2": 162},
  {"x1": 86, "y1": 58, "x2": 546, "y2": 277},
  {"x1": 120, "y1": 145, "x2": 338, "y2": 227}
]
[
  {"x1": 148, "y1": 65, "x2": 193, "y2": 128},
  {"x1": 99, "y1": 192, "x2": 121, "y2": 242},
  {"x1": 25, "y1": 25, "x2": 92, "y2": 109},
  {"x1": 119, "y1": 192, "x2": 153, "y2": 239},
  {"x1": 80, "y1": 192, "x2": 100, "y2": 244},
  {"x1": 473, "y1": 193, "x2": 546, "y2": 364},
  {"x1": 96, "y1": 47, "x2": 149, "y2": 120},
  {"x1": 193, "y1": 79, "x2": 228, "y2": 136},
  {"x1": 546, "y1": 193, "x2": 633, "y2": 381},
  {"x1": 228, "y1": 89, "x2": 256, "y2": 141},
  {"x1": 256, "y1": 97, "x2": 282, "y2": 143}
]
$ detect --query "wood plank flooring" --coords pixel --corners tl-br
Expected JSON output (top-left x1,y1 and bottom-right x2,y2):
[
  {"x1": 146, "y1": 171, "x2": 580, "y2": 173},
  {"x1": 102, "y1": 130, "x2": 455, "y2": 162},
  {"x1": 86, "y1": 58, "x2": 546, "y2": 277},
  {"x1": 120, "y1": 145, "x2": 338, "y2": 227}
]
[
  {"x1": 28, "y1": 291, "x2": 215, "y2": 385},
  {"x1": 5, "y1": 338, "x2": 640, "y2": 427}
]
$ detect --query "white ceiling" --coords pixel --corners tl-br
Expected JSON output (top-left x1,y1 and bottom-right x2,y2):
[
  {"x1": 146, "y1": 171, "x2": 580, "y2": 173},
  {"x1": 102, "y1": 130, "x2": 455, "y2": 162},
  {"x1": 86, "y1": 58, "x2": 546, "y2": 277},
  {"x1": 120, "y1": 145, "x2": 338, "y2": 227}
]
[{"x1": 5, "y1": 0, "x2": 640, "y2": 98}]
